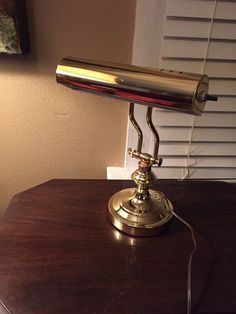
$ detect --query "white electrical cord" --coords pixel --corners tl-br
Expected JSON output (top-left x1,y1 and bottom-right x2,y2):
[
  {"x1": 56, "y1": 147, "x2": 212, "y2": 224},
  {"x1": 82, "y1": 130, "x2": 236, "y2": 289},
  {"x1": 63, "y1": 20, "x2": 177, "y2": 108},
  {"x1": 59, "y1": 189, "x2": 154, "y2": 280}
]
[
  {"x1": 172, "y1": 211, "x2": 198, "y2": 314},
  {"x1": 181, "y1": 0, "x2": 218, "y2": 181},
  {"x1": 0, "y1": 298, "x2": 10, "y2": 314}
]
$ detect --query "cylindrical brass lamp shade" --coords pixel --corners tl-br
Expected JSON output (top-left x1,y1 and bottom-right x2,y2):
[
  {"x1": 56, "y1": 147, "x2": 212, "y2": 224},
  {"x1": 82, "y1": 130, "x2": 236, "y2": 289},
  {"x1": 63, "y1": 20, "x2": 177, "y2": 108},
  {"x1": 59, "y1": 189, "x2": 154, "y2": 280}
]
[{"x1": 56, "y1": 57, "x2": 210, "y2": 115}]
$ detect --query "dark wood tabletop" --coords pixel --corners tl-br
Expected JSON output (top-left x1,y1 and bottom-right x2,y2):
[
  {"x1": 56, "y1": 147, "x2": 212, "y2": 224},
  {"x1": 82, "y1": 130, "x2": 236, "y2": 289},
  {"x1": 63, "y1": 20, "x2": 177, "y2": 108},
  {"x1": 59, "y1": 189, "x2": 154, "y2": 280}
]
[{"x1": 0, "y1": 179, "x2": 235, "y2": 314}]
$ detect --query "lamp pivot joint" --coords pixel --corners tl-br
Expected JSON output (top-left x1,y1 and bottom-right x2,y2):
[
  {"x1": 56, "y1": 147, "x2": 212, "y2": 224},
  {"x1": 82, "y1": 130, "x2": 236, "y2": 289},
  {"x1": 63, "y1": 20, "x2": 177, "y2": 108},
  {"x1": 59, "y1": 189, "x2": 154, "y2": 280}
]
[{"x1": 128, "y1": 148, "x2": 162, "y2": 167}]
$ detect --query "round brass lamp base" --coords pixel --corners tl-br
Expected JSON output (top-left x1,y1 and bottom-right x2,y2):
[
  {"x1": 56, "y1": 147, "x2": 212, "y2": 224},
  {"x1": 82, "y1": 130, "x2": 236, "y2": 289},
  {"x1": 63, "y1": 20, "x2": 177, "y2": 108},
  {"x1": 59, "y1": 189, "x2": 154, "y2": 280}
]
[{"x1": 108, "y1": 188, "x2": 173, "y2": 236}]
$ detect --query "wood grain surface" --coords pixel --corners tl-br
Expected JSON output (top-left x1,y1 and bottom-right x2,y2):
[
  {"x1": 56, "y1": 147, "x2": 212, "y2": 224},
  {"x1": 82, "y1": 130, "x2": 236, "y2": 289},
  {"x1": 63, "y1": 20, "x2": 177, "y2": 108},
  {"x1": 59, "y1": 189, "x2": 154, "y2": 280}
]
[{"x1": 0, "y1": 179, "x2": 235, "y2": 314}]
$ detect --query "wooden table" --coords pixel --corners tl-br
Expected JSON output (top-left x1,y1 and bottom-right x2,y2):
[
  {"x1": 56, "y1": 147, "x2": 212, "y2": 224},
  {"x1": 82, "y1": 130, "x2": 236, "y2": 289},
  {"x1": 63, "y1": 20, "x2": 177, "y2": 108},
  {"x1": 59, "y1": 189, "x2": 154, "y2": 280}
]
[{"x1": 0, "y1": 179, "x2": 235, "y2": 314}]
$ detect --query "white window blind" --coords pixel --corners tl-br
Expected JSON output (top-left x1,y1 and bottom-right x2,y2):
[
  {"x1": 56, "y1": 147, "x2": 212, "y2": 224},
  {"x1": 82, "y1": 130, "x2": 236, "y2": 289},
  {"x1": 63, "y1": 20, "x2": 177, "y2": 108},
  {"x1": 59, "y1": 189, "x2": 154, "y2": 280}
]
[{"x1": 107, "y1": 0, "x2": 236, "y2": 181}]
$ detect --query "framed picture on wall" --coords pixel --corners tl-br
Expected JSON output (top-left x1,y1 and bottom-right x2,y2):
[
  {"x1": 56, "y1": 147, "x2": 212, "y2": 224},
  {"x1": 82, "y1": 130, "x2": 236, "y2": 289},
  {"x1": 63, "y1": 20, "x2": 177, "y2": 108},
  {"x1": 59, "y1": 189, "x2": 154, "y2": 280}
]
[{"x1": 0, "y1": 0, "x2": 29, "y2": 55}]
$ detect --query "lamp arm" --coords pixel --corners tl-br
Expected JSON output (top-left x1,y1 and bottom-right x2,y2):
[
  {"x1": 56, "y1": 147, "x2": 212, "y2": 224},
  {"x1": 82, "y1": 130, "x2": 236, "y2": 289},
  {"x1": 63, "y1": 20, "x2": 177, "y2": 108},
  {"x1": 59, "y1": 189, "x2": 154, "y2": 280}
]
[
  {"x1": 146, "y1": 106, "x2": 160, "y2": 160},
  {"x1": 129, "y1": 102, "x2": 143, "y2": 153}
]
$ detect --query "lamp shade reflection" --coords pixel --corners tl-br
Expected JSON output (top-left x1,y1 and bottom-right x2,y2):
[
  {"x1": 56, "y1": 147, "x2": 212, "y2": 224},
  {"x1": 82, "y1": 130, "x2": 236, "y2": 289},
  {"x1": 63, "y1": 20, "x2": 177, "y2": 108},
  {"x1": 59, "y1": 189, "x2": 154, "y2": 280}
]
[{"x1": 56, "y1": 57, "x2": 210, "y2": 115}]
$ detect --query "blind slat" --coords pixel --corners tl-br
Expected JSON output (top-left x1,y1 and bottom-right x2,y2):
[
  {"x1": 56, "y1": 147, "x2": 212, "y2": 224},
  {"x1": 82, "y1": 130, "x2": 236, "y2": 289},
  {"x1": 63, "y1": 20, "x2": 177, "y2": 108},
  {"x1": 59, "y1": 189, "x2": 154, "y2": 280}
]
[
  {"x1": 166, "y1": 0, "x2": 236, "y2": 21},
  {"x1": 157, "y1": 127, "x2": 236, "y2": 142},
  {"x1": 206, "y1": 96, "x2": 236, "y2": 111},
  {"x1": 159, "y1": 142, "x2": 236, "y2": 156},
  {"x1": 166, "y1": 0, "x2": 216, "y2": 19},
  {"x1": 216, "y1": 2, "x2": 236, "y2": 21},
  {"x1": 161, "y1": 156, "x2": 236, "y2": 168},
  {"x1": 154, "y1": 111, "x2": 236, "y2": 127},
  {"x1": 153, "y1": 167, "x2": 236, "y2": 179},
  {"x1": 164, "y1": 19, "x2": 236, "y2": 40},
  {"x1": 209, "y1": 79, "x2": 236, "y2": 95},
  {"x1": 162, "y1": 39, "x2": 236, "y2": 60},
  {"x1": 160, "y1": 59, "x2": 236, "y2": 78}
]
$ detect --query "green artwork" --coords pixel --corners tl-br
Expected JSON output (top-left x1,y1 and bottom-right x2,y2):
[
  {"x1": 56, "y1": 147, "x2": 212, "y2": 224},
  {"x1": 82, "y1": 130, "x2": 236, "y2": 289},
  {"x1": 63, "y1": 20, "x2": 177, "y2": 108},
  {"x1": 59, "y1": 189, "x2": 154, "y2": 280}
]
[
  {"x1": 0, "y1": 0, "x2": 29, "y2": 55},
  {"x1": 0, "y1": 12, "x2": 20, "y2": 54}
]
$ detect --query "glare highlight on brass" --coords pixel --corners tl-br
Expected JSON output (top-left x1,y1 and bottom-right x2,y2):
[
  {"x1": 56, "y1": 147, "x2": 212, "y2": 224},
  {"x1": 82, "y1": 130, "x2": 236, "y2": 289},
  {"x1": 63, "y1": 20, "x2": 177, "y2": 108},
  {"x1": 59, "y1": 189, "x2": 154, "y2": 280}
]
[{"x1": 57, "y1": 65, "x2": 117, "y2": 84}]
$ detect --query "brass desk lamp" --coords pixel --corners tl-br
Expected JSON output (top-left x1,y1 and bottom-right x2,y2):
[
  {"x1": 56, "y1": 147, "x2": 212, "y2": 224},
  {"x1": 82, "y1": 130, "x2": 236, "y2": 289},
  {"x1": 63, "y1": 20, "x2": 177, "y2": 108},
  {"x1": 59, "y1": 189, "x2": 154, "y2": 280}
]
[{"x1": 56, "y1": 58, "x2": 217, "y2": 236}]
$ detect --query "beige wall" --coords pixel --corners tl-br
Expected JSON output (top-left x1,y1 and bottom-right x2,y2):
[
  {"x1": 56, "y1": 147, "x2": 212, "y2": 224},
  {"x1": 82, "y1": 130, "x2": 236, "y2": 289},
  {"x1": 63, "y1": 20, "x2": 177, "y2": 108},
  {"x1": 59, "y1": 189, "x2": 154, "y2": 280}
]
[{"x1": 0, "y1": 0, "x2": 136, "y2": 215}]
